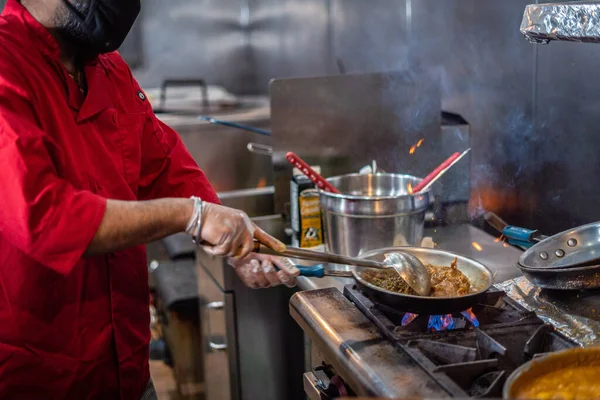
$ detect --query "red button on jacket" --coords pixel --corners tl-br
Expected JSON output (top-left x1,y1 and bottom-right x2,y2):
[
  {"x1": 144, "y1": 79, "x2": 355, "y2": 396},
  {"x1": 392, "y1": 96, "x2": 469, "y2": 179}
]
[{"x1": 0, "y1": 1, "x2": 219, "y2": 399}]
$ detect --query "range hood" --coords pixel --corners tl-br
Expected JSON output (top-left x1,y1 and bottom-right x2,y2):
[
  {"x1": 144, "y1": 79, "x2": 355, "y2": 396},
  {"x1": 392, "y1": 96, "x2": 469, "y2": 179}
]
[{"x1": 521, "y1": 2, "x2": 600, "y2": 44}]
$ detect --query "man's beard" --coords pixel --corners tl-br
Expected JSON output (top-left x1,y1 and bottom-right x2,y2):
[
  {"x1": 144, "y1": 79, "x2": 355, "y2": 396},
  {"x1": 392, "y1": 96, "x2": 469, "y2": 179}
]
[{"x1": 52, "y1": 0, "x2": 98, "y2": 63}]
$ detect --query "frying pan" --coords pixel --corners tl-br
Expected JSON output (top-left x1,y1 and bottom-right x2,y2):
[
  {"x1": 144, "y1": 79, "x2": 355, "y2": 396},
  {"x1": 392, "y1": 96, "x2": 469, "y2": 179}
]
[
  {"x1": 352, "y1": 247, "x2": 494, "y2": 314},
  {"x1": 503, "y1": 347, "x2": 600, "y2": 399},
  {"x1": 485, "y1": 213, "x2": 600, "y2": 269},
  {"x1": 517, "y1": 263, "x2": 600, "y2": 290},
  {"x1": 485, "y1": 213, "x2": 600, "y2": 290},
  {"x1": 286, "y1": 247, "x2": 493, "y2": 313},
  {"x1": 516, "y1": 222, "x2": 600, "y2": 269}
]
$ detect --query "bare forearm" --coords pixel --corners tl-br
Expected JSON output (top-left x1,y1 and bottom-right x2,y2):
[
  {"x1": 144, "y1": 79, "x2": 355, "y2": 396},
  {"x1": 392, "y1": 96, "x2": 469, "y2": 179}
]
[{"x1": 86, "y1": 198, "x2": 193, "y2": 256}]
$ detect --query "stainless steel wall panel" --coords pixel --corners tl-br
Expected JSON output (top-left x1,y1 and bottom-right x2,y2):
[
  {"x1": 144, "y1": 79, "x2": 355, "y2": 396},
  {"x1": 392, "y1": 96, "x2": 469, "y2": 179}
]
[
  {"x1": 330, "y1": 0, "x2": 409, "y2": 74},
  {"x1": 248, "y1": 0, "x2": 332, "y2": 92},
  {"x1": 133, "y1": 0, "x2": 330, "y2": 94},
  {"x1": 120, "y1": 18, "x2": 143, "y2": 68},
  {"x1": 409, "y1": 0, "x2": 537, "y2": 226},
  {"x1": 134, "y1": 0, "x2": 256, "y2": 94},
  {"x1": 534, "y1": 36, "x2": 600, "y2": 232}
]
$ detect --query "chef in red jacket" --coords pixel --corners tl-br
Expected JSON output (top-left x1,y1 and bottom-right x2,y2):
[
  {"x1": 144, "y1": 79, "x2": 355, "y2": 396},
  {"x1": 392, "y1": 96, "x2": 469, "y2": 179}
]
[{"x1": 0, "y1": 0, "x2": 299, "y2": 399}]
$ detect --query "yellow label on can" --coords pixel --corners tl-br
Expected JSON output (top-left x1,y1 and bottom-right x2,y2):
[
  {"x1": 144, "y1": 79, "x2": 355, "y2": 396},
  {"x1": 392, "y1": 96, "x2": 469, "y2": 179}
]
[{"x1": 298, "y1": 190, "x2": 323, "y2": 248}]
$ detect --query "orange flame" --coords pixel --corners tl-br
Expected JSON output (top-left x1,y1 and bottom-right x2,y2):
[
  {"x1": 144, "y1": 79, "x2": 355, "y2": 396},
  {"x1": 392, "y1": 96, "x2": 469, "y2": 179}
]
[
  {"x1": 256, "y1": 177, "x2": 267, "y2": 188},
  {"x1": 408, "y1": 139, "x2": 424, "y2": 155},
  {"x1": 472, "y1": 242, "x2": 483, "y2": 251},
  {"x1": 494, "y1": 234, "x2": 504, "y2": 243},
  {"x1": 401, "y1": 313, "x2": 419, "y2": 326},
  {"x1": 407, "y1": 183, "x2": 414, "y2": 195},
  {"x1": 460, "y1": 308, "x2": 480, "y2": 327}
]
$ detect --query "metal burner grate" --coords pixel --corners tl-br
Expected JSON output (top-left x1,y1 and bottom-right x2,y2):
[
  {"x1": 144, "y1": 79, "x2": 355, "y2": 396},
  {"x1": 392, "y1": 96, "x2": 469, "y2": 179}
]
[{"x1": 343, "y1": 284, "x2": 577, "y2": 398}]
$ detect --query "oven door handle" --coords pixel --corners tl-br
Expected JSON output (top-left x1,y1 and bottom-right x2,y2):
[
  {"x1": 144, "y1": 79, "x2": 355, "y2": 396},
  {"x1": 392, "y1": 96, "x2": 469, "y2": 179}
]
[
  {"x1": 204, "y1": 301, "x2": 228, "y2": 351},
  {"x1": 209, "y1": 342, "x2": 227, "y2": 351},
  {"x1": 206, "y1": 301, "x2": 224, "y2": 310}
]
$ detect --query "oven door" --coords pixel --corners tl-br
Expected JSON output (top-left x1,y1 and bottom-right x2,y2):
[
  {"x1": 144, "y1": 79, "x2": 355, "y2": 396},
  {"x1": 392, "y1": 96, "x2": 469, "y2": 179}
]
[{"x1": 198, "y1": 264, "x2": 240, "y2": 400}]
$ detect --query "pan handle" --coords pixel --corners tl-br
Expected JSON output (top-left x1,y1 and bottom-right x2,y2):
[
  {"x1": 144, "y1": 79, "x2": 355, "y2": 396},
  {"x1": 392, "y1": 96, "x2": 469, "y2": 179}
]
[
  {"x1": 199, "y1": 116, "x2": 271, "y2": 136},
  {"x1": 483, "y1": 213, "x2": 545, "y2": 250},
  {"x1": 271, "y1": 263, "x2": 326, "y2": 278},
  {"x1": 503, "y1": 226, "x2": 545, "y2": 249},
  {"x1": 296, "y1": 265, "x2": 326, "y2": 278},
  {"x1": 505, "y1": 238, "x2": 535, "y2": 249}
]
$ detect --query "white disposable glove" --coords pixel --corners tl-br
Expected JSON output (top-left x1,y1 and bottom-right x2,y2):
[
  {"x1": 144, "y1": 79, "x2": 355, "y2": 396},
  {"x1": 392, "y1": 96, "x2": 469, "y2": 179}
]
[
  {"x1": 199, "y1": 202, "x2": 284, "y2": 259},
  {"x1": 228, "y1": 254, "x2": 300, "y2": 289}
]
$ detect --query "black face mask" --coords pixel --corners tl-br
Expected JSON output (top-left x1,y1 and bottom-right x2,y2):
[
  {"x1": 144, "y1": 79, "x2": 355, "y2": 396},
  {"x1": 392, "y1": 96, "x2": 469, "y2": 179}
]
[{"x1": 59, "y1": 0, "x2": 141, "y2": 56}]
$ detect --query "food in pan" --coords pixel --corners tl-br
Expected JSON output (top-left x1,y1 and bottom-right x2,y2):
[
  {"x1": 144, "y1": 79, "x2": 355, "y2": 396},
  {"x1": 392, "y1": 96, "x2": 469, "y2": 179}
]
[
  {"x1": 361, "y1": 268, "x2": 416, "y2": 294},
  {"x1": 514, "y1": 366, "x2": 600, "y2": 400},
  {"x1": 361, "y1": 258, "x2": 471, "y2": 297},
  {"x1": 508, "y1": 349, "x2": 600, "y2": 400}
]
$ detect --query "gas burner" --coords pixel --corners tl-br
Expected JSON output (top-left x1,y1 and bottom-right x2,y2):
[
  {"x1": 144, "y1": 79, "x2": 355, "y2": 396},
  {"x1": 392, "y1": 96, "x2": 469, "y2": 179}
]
[
  {"x1": 362, "y1": 288, "x2": 540, "y2": 340},
  {"x1": 343, "y1": 284, "x2": 577, "y2": 398},
  {"x1": 399, "y1": 309, "x2": 479, "y2": 332}
]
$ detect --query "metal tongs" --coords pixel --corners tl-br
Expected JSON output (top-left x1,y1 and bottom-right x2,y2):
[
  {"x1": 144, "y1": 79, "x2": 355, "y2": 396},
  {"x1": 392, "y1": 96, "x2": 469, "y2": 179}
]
[{"x1": 252, "y1": 241, "x2": 432, "y2": 296}]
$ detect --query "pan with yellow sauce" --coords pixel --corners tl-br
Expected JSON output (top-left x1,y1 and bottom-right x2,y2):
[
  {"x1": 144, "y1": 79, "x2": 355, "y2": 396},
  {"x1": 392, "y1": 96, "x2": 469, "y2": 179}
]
[{"x1": 504, "y1": 347, "x2": 600, "y2": 400}]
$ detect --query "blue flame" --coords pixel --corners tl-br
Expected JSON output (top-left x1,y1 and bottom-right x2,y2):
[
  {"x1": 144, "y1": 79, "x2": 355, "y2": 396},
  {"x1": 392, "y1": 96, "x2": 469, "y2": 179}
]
[
  {"x1": 402, "y1": 313, "x2": 419, "y2": 326},
  {"x1": 460, "y1": 309, "x2": 480, "y2": 327},
  {"x1": 427, "y1": 315, "x2": 456, "y2": 331}
]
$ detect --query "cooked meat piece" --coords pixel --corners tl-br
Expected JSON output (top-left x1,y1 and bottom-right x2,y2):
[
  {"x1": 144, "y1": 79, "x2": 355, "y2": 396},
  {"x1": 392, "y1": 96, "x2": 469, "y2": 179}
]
[{"x1": 426, "y1": 258, "x2": 471, "y2": 297}]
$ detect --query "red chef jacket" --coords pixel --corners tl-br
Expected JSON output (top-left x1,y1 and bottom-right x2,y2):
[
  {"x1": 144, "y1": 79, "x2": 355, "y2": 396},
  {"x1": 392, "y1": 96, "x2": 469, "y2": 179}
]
[{"x1": 0, "y1": 1, "x2": 219, "y2": 399}]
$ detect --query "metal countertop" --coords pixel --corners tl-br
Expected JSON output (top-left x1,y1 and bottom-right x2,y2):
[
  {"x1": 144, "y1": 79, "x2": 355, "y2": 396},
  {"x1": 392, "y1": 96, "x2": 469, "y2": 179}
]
[
  {"x1": 297, "y1": 224, "x2": 522, "y2": 291},
  {"x1": 290, "y1": 287, "x2": 449, "y2": 398}
]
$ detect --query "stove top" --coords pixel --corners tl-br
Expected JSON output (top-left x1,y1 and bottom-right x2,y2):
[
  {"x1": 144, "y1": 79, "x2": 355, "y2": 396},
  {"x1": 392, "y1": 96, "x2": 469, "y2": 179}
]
[{"x1": 343, "y1": 284, "x2": 577, "y2": 398}]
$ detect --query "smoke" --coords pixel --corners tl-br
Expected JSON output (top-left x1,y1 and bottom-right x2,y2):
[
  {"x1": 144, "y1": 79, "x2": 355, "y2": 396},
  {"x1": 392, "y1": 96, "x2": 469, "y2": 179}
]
[{"x1": 468, "y1": 106, "x2": 536, "y2": 220}]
